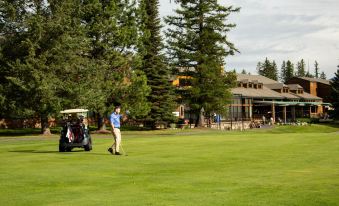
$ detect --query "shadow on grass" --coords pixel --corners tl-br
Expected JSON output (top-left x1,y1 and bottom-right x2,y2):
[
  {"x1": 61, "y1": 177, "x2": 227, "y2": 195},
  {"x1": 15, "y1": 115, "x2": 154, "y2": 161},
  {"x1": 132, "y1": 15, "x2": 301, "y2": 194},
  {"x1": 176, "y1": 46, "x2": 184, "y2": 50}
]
[
  {"x1": 0, "y1": 128, "x2": 60, "y2": 136},
  {"x1": 9, "y1": 150, "x2": 61, "y2": 154},
  {"x1": 8, "y1": 149, "x2": 110, "y2": 156}
]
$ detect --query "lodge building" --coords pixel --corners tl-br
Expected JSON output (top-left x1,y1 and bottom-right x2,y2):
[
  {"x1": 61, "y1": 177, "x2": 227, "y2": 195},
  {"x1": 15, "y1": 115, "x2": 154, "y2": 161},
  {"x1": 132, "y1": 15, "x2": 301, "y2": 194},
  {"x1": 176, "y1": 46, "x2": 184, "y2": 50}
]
[
  {"x1": 174, "y1": 73, "x2": 331, "y2": 129},
  {"x1": 229, "y1": 74, "x2": 328, "y2": 123}
]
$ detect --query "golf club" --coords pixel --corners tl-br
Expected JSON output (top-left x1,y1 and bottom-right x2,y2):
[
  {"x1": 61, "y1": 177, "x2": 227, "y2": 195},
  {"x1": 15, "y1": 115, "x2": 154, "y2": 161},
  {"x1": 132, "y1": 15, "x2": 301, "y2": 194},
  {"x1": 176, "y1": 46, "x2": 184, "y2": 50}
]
[{"x1": 120, "y1": 143, "x2": 128, "y2": 156}]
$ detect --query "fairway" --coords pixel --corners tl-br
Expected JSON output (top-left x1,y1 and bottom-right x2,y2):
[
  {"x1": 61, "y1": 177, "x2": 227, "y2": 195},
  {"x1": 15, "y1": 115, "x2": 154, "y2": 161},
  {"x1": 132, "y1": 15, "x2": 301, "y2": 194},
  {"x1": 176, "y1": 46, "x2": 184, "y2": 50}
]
[{"x1": 1, "y1": 125, "x2": 339, "y2": 206}]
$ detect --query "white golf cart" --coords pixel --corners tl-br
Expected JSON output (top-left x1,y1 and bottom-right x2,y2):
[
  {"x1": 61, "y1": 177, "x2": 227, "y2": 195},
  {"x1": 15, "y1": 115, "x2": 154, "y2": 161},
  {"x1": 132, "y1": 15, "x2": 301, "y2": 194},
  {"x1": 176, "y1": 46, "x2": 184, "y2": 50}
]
[{"x1": 59, "y1": 109, "x2": 92, "y2": 152}]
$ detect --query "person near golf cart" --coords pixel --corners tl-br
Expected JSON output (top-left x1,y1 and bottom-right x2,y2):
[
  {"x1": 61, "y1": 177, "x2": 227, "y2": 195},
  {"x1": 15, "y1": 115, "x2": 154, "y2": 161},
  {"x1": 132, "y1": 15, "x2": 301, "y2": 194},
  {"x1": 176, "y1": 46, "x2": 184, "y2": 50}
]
[{"x1": 108, "y1": 106, "x2": 126, "y2": 155}]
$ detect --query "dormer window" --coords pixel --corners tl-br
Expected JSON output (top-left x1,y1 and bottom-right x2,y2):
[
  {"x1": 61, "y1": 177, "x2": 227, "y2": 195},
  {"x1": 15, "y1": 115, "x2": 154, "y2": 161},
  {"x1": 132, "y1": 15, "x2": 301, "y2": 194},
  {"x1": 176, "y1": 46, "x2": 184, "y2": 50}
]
[
  {"x1": 258, "y1": 84, "x2": 262, "y2": 89},
  {"x1": 298, "y1": 89, "x2": 303, "y2": 94},
  {"x1": 249, "y1": 83, "x2": 253, "y2": 88},
  {"x1": 238, "y1": 82, "x2": 242, "y2": 87},
  {"x1": 254, "y1": 84, "x2": 258, "y2": 89}
]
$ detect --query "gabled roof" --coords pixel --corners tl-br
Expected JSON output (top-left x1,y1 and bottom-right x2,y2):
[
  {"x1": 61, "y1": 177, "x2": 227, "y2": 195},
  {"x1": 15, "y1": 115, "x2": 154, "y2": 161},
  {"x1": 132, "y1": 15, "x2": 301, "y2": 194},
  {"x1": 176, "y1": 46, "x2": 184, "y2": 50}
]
[{"x1": 292, "y1": 77, "x2": 331, "y2": 85}]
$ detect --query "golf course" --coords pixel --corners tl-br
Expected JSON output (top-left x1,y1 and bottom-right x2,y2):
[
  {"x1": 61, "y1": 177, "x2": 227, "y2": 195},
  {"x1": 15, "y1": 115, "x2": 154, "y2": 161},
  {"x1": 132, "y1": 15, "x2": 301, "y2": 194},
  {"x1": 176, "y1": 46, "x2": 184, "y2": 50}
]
[{"x1": 1, "y1": 124, "x2": 339, "y2": 206}]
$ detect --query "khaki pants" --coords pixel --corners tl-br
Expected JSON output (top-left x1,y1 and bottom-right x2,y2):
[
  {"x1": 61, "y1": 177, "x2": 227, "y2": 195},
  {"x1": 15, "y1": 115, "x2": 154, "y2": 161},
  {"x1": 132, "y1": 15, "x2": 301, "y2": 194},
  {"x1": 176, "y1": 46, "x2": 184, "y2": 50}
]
[{"x1": 112, "y1": 128, "x2": 121, "y2": 153}]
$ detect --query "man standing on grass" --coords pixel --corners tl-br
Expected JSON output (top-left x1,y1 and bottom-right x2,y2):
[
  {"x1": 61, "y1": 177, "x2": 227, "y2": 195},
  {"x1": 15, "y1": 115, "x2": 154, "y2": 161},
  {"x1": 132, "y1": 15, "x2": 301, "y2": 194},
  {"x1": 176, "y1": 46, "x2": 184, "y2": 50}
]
[{"x1": 108, "y1": 106, "x2": 124, "y2": 155}]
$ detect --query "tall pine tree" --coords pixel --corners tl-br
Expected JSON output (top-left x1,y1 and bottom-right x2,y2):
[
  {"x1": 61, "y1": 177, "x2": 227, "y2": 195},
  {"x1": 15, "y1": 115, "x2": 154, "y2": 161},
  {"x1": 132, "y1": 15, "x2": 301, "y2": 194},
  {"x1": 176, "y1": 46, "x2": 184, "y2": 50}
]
[
  {"x1": 138, "y1": 0, "x2": 176, "y2": 127},
  {"x1": 314, "y1": 60, "x2": 320, "y2": 78},
  {"x1": 271, "y1": 60, "x2": 278, "y2": 81},
  {"x1": 285, "y1": 60, "x2": 294, "y2": 83},
  {"x1": 296, "y1": 59, "x2": 306, "y2": 77},
  {"x1": 165, "y1": 0, "x2": 239, "y2": 127},
  {"x1": 331, "y1": 68, "x2": 339, "y2": 119},
  {"x1": 257, "y1": 58, "x2": 277, "y2": 80},
  {"x1": 280, "y1": 61, "x2": 287, "y2": 83}
]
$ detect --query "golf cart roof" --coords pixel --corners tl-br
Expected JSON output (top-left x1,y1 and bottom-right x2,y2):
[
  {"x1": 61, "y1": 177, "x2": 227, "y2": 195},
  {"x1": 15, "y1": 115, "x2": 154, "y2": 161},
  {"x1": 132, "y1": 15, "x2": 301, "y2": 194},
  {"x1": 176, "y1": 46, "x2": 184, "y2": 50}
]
[{"x1": 60, "y1": 109, "x2": 89, "y2": 114}]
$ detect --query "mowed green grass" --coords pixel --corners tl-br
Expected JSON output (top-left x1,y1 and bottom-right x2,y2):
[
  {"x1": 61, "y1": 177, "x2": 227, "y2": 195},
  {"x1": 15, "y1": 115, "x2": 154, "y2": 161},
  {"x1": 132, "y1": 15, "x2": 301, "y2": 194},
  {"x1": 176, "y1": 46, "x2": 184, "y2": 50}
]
[{"x1": 0, "y1": 125, "x2": 339, "y2": 206}]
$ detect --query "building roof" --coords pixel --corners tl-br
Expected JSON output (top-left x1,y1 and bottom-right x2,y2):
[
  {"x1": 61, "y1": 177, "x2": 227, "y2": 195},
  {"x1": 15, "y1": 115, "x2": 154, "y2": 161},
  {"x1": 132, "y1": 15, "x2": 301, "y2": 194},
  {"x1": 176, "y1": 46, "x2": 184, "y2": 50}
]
[
  {"x1": 265, "y1": 83, "x2": 286, "y2": 90},
  {"x1": 279, "y1": 92, "x2": 300, "y2": 99},
  {"x1": 287, "y1": 84, "x2": 303, "y2": 90},
  {"x1": 232, "y1": 86, "x2": 284, "y2": 99},
  {"x1": 292, "y1": 91, "x2": 322, "y2": 100},
  {"x1": 233, "y1": 74, "x2": 324, "y2": 101},
  {"x1": 292, "y1": 77, "x2": 331, "y2": 85},
  {"x1": 237, "y1": 74, "x2": 278, "y2": 84}
]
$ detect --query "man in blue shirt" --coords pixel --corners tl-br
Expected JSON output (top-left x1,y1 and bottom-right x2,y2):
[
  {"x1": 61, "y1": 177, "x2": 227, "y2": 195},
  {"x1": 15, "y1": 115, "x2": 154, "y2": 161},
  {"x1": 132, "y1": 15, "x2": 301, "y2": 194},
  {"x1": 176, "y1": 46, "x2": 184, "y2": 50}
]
[{"x1": 108, "y1": 106, "x2": 123, "y2": 155}]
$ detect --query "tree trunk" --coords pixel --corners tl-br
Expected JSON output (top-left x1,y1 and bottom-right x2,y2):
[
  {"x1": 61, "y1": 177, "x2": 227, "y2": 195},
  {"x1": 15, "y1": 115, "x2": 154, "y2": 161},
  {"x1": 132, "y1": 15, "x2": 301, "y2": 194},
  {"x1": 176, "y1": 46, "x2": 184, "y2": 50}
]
[
  {"x1": 97, "y1": 113, "x2": 106, "y2": 131},
  {"x1": 41, "y1": 115, "x2": 51, "y2": 135},
  {"x1": 195, "y1": 109, "x2": 205, "y2": 127},
  {"x1": 95, "y1": 113, "x2": 110, "y2": 134}
]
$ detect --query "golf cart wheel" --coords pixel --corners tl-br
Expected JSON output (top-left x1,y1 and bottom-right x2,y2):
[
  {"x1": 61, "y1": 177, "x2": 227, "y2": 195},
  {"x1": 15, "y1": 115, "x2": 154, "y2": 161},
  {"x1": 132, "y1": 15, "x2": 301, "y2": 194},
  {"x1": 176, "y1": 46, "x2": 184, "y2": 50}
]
[
  {"x1": 59, "y1": 144, "x2": 66, "y2": 152},
  {"x1": 84, "y1": 143, "x2": 91, "y2": 151},
  {"x1": 84, "y1": 138, "x2": 92, "y2": 151}
]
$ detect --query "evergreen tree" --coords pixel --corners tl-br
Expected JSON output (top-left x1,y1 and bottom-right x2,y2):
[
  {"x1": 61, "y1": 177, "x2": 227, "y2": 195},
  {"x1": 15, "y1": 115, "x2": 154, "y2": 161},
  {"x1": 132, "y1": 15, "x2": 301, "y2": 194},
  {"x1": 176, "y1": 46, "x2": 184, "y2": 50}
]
[
  {"x1": 257, "y1": 58, "x2": 270, "y2": 77},
  {"x1": 320, "y1": 71, "x2": 326, "y2": 80},
  {"x1": 331, "y1": 68, "x2": 339, "y2": 119},
  {"x1": 296, "y1": 59, "x2": 306, "y2": 77},
  {"x1": 0, "y1": 0, "x2": 88, "y2": 134},
  {"x1": 305, "y1": 70, "x2": 314, "y2": 78},
  {"x1": 241, "y1": 69, "x2": 247, "y2": 74},
  {"x1": 314, "y1": 61, "x2": 320, "y2": 78},
  {"x1": 0, "y1": 0, "x2": 151, "y2": 133},
  {"x1": 280, "y1": 61, "x2": 287, "y2": 83},
  {"x1": 138, "y1": 0, "x2": 176, "y2": 127},
  {"x1": 165, "y1": 0, "x2": 239, "y2": 127},
  {"x1": 256, "y1": 62, "x2": 262, "y2": 74},
  {"x1": 271, "y1": 60, "x2": 278, "y2": 81},
  {"x1": 81, "y1": 0, "x2": 150, "y2": 130},
  {"x1": 285, "y1": 60, "x2": 294, "y2": 83},
  {"x1": 257, "y1": 58, "x2": 277, "y2": 80}
]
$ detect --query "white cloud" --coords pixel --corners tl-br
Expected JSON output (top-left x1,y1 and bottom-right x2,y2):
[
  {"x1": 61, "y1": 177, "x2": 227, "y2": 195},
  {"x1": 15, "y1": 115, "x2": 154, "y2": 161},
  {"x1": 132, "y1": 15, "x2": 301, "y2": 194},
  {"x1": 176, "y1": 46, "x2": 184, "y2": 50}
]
[{"x1": 160, "y1": 0, "x2": 339, "y2": 78}]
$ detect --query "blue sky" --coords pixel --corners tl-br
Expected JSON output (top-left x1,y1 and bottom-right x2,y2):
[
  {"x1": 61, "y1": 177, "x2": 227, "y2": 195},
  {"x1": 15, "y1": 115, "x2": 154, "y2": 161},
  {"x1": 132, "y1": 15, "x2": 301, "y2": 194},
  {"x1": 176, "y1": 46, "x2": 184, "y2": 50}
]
[{"x1": 159, "y1": 0, "x2": 339, "y2": 78}]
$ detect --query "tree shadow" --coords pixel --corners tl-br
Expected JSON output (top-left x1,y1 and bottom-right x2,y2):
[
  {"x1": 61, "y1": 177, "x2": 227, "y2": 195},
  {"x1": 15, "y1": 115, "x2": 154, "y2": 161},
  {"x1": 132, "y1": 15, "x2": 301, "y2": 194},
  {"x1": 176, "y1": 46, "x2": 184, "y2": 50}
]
[
  {"x1": 9, "y1": 149, "x2": 65, "y2": 154},
  {"x1": 0, "y1": 128, "x2": 60, "y2": 137}
]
